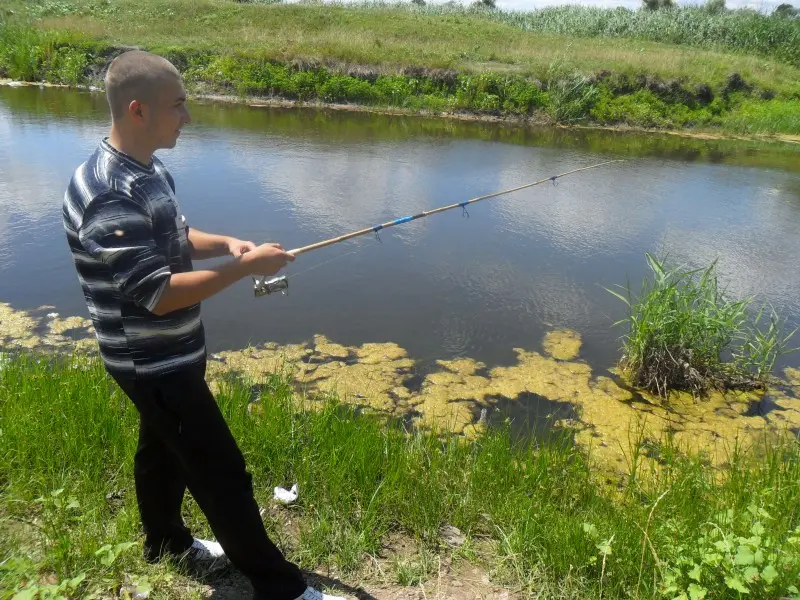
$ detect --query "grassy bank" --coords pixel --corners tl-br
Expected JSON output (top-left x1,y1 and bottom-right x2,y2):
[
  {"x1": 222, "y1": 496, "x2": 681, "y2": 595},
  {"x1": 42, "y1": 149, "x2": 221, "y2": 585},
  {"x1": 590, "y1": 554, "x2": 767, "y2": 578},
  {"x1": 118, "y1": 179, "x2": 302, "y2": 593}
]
[
  {"x1": 1, "y1": 353, "x2": 800, "y2": 598},
  {"x1": 1, "y1": 0, "x2": 799, "y2": 135}
]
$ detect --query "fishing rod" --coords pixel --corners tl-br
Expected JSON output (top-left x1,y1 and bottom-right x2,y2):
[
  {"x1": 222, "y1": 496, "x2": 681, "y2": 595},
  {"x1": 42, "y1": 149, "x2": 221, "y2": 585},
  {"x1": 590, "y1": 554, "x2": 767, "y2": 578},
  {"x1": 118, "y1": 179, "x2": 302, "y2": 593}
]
[{"x1": 252, "y1": 159, "x2": 623, "y2": 297}]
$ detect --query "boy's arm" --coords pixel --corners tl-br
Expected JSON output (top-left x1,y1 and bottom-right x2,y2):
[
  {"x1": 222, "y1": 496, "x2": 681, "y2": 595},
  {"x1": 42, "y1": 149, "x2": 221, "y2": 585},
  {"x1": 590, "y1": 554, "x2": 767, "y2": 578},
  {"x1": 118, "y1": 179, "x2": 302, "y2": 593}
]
[
  {"x1": 79, "y1": 193, "x2": 293, "y2": 316},
  {"x1": 153, "y1": 244, "x2": 294, "y2": 314},
  {"x1": 150, "y1": 260, "x2": 249, "y2": 315},
  {"x1": 187, "y1": 227, "x2": 256, "y2": 260}
]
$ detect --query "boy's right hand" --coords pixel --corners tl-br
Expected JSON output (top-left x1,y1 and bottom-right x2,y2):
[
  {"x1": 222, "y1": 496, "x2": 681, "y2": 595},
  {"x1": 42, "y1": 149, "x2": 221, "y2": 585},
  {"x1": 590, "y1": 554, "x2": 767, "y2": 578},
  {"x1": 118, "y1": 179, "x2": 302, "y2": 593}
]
[{"x1": 240, "y1": 242, "x2": 295, "y2": 276}]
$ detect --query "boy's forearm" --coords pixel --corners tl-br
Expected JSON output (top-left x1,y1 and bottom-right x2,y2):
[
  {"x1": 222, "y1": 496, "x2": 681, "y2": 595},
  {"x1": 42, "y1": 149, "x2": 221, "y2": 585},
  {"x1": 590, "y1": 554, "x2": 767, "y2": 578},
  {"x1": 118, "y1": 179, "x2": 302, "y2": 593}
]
[
  {"x1": 187, "y1": 227, "x2": 231, "y2": 260},
  {"x1": 152, "y1": 259, "x2": 248, "y2": 315}
]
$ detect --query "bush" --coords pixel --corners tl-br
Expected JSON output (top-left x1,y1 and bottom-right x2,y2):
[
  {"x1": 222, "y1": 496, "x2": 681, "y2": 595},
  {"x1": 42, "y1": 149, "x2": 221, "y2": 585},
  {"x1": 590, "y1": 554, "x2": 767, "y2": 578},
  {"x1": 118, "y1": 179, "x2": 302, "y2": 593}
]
[{"x1": 608, "y1": 254, "x2": 795, "y2": 397}]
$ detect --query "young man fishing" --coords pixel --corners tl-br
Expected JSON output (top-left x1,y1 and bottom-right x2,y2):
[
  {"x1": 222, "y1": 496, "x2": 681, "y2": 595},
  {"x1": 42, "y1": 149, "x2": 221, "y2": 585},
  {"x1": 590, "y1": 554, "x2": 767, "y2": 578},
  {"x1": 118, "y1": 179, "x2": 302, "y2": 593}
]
[{"x1": 63, "y1": 50, "x2": 343, "y2": 600}]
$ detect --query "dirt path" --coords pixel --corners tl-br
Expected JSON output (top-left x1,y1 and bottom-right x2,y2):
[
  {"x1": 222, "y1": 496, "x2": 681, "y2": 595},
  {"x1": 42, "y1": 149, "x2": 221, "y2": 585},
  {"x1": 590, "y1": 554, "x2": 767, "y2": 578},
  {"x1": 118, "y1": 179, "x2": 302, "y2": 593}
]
[{"x1": 197, "y1": 564, "x2": 519, "y2": 600}]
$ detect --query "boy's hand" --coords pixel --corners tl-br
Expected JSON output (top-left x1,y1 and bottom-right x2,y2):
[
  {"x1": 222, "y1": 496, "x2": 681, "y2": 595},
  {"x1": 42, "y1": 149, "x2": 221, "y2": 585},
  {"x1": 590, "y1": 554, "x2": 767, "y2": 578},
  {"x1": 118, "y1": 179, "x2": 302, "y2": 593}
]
[
  {"x1": 227, "y1": 237, "x2": 257, "y2": 257},
  {"x1": 240, "y1": 242, "x2": 295, "y2": 276}
]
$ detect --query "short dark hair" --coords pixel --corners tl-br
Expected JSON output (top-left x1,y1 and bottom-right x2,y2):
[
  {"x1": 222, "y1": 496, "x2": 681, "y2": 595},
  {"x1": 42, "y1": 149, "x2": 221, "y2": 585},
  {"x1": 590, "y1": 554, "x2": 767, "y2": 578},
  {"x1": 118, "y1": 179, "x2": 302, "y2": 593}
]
[{"x1": 104, "y1": 50, "x2": 181, "y2": 121}]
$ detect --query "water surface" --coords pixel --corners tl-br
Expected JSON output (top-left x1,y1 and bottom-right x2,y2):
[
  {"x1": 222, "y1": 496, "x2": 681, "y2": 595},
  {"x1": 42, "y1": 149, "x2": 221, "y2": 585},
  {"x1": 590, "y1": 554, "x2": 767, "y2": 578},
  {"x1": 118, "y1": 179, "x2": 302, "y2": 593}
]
[{"x1": 2, "y1": 85, "x2": 799, "y2": 376}]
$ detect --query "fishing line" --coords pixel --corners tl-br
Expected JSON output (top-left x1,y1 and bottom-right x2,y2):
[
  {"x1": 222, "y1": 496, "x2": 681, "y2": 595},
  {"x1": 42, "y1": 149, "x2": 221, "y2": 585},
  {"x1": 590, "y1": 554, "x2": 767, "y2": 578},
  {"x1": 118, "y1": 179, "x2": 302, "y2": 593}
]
[{"x1": 284, "y1": 247, "x2": 360, "y2": 281}]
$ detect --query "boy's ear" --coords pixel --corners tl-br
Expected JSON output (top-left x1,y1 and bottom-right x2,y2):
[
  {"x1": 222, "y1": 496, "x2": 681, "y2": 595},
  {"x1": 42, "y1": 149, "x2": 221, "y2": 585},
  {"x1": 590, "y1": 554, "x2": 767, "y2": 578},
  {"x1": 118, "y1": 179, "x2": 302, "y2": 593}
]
[{"x1": 127, "y1": 100, "x2": 146, "y2": 124}]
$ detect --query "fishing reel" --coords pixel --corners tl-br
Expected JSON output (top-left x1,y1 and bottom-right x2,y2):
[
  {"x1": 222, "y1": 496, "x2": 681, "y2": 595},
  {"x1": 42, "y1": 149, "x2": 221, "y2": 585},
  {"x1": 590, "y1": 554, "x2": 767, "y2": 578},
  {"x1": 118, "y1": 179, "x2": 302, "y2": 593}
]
[{"x1": 253, "y1": 275, "x2": 289, "y2": 297}]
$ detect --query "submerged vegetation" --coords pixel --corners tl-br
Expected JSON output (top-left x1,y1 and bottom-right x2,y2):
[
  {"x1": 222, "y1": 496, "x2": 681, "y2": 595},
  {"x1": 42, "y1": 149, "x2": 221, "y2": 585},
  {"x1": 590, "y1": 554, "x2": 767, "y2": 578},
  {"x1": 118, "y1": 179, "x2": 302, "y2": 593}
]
[
  {"x1": 1, "y1": 0, "x2": 799, "y2": 134},
  {"x1": 1, "y1": 354, "x2": 800, "y2": 599},
  {"x1": 609, "y1": 254, "x2": 796, "y2": 398}
]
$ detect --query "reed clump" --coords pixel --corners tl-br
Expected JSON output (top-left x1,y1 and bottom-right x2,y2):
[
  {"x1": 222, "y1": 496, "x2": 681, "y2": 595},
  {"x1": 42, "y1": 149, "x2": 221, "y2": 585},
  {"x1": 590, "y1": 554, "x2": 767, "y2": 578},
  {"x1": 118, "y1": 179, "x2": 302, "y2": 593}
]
[{"x1": 609, "y1": 253, "x2": 795, "y2": 398}]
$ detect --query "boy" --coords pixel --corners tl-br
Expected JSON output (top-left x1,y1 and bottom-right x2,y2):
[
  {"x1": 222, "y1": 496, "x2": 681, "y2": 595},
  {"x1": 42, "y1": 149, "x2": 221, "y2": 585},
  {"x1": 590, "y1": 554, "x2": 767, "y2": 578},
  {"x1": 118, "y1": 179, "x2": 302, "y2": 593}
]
[{"x1": 63, "y1": 50, "x2": 342, "y2": 600}]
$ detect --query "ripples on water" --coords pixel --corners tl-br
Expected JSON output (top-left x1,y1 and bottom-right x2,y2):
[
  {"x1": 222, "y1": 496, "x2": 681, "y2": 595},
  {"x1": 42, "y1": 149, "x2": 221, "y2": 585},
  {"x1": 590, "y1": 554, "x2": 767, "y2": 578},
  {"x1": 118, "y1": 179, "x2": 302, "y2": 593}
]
[{"x1": 1, "y1": 85, "x2": 799, "y2": 373}]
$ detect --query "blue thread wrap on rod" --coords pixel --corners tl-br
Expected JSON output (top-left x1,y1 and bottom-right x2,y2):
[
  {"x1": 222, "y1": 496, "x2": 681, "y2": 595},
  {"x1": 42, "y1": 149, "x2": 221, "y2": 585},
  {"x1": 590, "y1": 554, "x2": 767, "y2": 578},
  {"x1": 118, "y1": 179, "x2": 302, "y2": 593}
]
[{"x1": 391, "y1": 215, "x2": 415, "y2": 226}]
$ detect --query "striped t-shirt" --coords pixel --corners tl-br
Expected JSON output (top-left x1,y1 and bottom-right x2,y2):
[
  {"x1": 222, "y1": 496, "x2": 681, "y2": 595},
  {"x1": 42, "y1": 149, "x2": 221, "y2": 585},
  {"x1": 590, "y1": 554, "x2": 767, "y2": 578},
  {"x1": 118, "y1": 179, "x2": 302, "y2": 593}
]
[{"x1": 63, "y1": 139, "x2": 206, "y2": 378}]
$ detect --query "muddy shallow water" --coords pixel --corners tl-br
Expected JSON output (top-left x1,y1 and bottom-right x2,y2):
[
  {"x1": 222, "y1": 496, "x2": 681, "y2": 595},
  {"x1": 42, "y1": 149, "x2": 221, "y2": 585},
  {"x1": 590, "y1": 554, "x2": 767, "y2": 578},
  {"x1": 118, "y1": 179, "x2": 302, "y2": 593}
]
[{"x1": 3, "y1": 302, "x2": 799, "y2": 475}]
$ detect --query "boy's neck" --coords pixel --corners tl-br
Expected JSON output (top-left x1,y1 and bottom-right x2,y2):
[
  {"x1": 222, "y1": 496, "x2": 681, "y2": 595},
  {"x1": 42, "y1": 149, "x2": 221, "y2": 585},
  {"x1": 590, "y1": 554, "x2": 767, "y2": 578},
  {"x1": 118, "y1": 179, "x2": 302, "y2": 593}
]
[{"x1": 108, "y1": 126, "x2": 154, "y2": 166}]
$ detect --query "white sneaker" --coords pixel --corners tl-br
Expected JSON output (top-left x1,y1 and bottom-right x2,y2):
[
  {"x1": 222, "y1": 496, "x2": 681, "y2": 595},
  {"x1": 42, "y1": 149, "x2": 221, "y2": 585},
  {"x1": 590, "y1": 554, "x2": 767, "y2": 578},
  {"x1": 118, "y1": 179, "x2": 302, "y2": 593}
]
[
  {"x1": 180, "y1": 538, "x2": 230, "y2": 575},
  {"x1": 297, "y1": 585, "x2": 346, "y2": 600}
]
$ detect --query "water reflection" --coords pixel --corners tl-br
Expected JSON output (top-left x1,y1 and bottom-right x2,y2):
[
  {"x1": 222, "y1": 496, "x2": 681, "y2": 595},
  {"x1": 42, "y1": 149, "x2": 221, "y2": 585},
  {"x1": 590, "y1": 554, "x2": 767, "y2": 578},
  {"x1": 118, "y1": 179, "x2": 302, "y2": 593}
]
[{"x1": 1, "y1": 85, "x2": 799, "y2": 374}]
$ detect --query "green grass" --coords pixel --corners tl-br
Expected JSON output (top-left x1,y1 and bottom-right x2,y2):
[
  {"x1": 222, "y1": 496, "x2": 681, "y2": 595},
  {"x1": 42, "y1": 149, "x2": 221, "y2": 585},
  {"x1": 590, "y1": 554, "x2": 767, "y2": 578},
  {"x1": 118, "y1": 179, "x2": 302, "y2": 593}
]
[
  {"x1": 1, "y1": 0, "x2": 800, "y2": 134},
  {"x1": 15, "y1": 0, "x2": 800, "y2": 93},
  {"x1": 608, "y1": 254, "x2": 796, "y2": 398},
  {"x1": 2, "y1": 352, "x2": 800, "y2": 598},
  {"x1": 721, "y1": 98, "x2": 800, "y2": 135},
  {"x1": 11, "y1": 0, "x2": 800, "y2": 70},
  {"x1": 3, "y1": 24, "x2": 800, "y2": 135},
  {"x1": 0, "y1": 26, "x2": 102, "y2": 84}
]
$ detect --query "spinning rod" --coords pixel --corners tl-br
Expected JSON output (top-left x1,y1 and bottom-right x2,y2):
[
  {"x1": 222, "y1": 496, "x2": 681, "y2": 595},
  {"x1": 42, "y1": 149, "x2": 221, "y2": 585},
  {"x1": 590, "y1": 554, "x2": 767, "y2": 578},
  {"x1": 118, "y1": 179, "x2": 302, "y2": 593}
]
[{"x1": 253, "y1": 160, "x2": 623, "y2": 297}]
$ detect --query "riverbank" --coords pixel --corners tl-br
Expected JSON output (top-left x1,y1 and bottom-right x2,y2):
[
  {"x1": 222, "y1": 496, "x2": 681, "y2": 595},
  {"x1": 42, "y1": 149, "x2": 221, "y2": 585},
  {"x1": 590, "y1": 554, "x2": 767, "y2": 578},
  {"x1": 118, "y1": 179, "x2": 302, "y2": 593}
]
[
  {"x1": 4, "y1": 300, "x2": 800, "y2": 471},
  {"x1": 2, "y1": 0, "x2": 799, "y2": 136},
  {"x1": 2, "y1": 349, "x2": 800, "y2": 599},
  {"x1": 3, "y1": 297, "x2": 800, "y2": 596},
  {"x1": 4, "y1": 78, "x2": 800, "y2": 149}
]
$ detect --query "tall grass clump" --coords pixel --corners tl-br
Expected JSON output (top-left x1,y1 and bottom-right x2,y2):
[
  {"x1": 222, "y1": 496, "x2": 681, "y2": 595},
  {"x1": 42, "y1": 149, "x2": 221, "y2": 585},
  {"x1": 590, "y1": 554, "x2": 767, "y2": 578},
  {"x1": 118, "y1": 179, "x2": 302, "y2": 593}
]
[
  {"x1": 0, "y1": 24, "x2": 107, "y2": 84},
  {"x1": 608, "y1": 253, "x2": 795, "y2": 397},
  {"x1": 545, "y1": 73, "x2": 600, "y2": 124}
]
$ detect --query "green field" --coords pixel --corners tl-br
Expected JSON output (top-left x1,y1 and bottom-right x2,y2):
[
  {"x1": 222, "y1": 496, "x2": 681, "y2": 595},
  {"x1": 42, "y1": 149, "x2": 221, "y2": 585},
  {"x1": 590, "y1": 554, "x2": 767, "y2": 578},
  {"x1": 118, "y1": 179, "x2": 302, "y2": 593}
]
[{"x1": 2, "y1": 0, "x2": 800, "y2": 134}]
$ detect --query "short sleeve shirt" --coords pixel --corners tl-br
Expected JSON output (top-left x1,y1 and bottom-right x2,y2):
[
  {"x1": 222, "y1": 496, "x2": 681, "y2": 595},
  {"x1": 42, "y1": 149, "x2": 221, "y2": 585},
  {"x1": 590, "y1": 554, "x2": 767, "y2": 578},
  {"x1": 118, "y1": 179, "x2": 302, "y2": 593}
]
[{"x1": 63, "y1": 139, "x2": 206, "y2": 378}]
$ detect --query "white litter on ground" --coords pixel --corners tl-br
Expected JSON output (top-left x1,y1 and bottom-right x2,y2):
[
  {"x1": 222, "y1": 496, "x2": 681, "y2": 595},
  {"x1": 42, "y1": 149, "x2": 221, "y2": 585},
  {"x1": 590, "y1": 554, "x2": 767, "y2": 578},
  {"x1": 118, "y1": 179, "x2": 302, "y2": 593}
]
[{"x1": 273, "y1": 483, "x2": 298, "y2": 504}]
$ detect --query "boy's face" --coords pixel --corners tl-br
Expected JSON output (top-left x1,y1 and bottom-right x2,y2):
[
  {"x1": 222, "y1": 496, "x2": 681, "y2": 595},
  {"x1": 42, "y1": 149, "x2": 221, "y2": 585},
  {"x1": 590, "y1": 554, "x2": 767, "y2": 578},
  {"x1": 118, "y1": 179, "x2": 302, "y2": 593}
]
[{"x1": 140, "y1": 75, "x2": 191, "y2": 150}]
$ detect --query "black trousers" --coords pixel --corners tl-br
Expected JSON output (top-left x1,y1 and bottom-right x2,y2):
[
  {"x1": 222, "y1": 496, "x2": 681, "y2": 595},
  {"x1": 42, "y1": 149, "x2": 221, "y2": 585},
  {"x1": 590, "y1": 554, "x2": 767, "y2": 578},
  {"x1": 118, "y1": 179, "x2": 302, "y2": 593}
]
[{"x1": 112, "y1": 362, "x2": 307, "y2": 600}]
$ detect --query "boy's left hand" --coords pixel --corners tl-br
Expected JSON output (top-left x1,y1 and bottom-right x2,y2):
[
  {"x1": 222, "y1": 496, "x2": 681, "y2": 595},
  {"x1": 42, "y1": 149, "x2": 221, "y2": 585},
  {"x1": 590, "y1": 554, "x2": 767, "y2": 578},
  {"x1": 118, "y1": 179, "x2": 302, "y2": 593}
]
[{"x1": 227, "y1": 237, "x2": 257, "y2": 257}]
